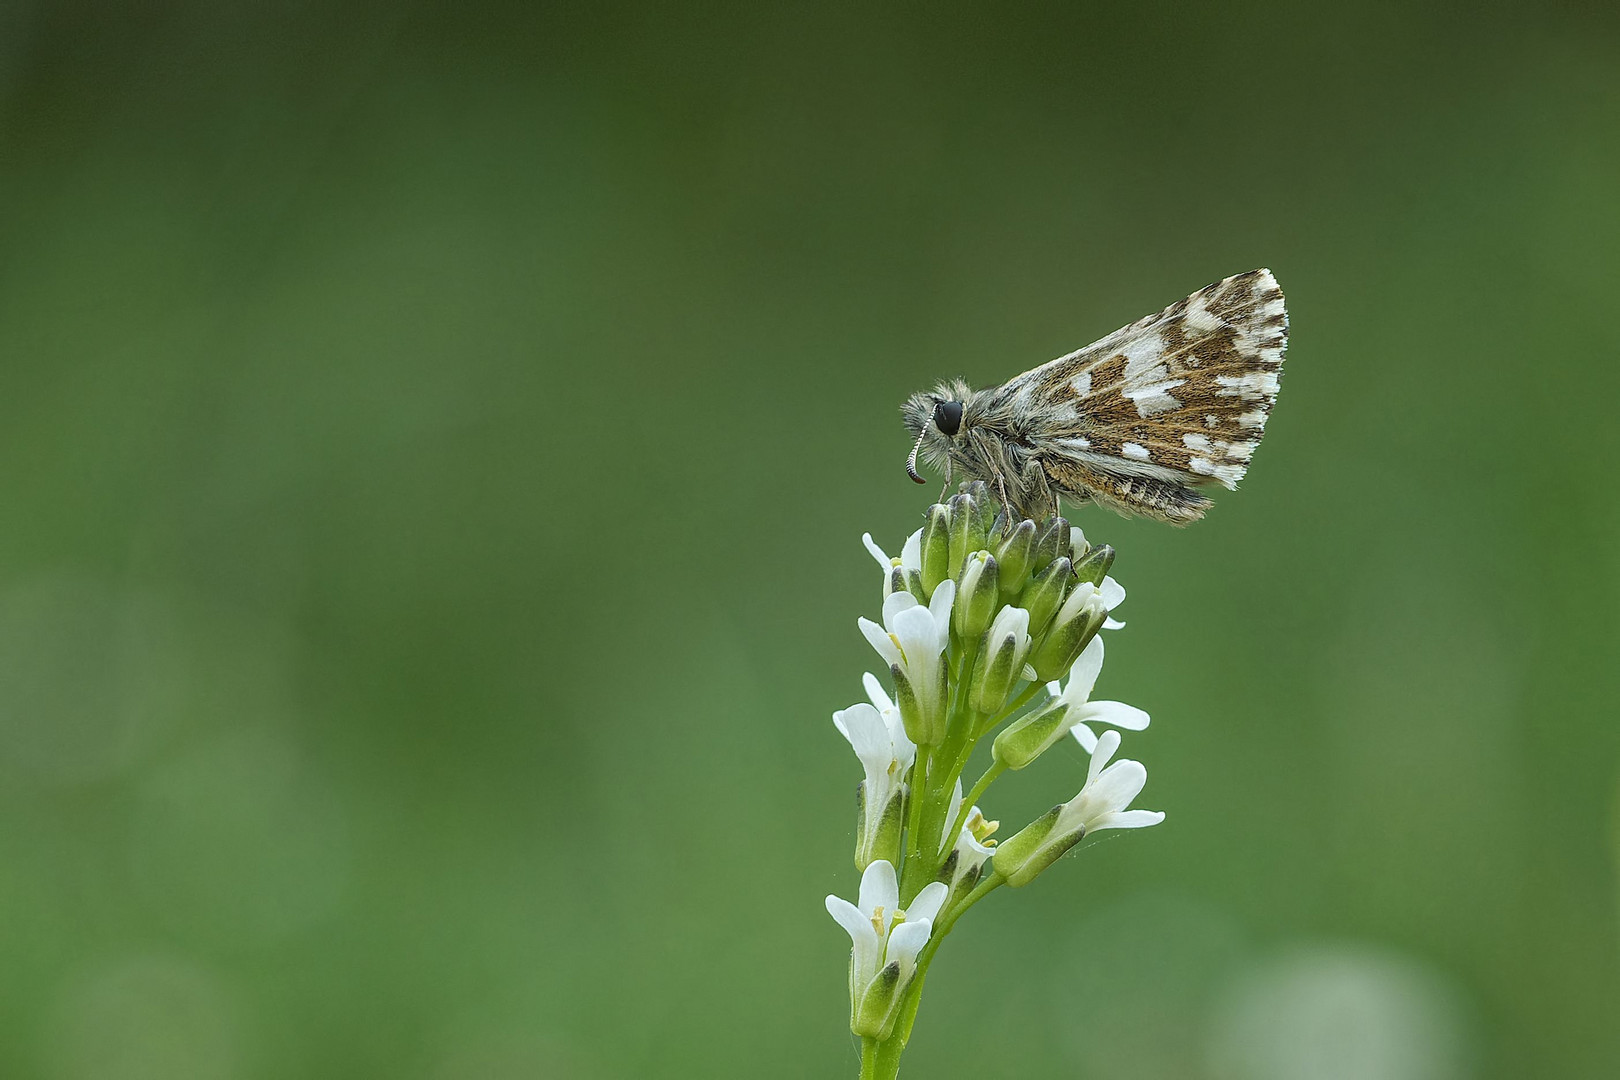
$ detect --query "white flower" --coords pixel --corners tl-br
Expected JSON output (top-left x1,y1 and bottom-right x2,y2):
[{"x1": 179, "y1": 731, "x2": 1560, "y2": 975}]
[
  {"x1": 858, "y1": 581, "x2": 955, "y2": 745},
  {"x1": 863, "y1": 529, "x2": 922, "y2": 599},
  {"x1": 1061, "y1": 729, "x2": 1163, "y2": 835},
  {"x1": 825, "y1": 860, "x2": 949, "y2": 1037},
  {"x1": 833, "y1": 676, "x2": 919, "y2": 868},
  {"x1": 995, "y1": 729, "x2": 1163, "y2": 887},
  {"x1": 1040, "y1": 636, "x2": 1151, "y2": 752}
]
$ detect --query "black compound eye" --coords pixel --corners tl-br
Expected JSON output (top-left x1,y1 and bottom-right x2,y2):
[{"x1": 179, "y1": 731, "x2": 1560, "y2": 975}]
[{"x1": 933, "y1": 400, "x2": 964, "y2": 436}]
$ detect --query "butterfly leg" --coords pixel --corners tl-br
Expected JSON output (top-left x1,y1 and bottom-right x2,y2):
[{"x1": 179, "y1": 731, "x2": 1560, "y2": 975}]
[
  {"x1": 937, "y1": 456, "x2": 954, "y2": 503},
  {"x1": 1017, "y1": 458, "x2": 1056, "y2": 523}
]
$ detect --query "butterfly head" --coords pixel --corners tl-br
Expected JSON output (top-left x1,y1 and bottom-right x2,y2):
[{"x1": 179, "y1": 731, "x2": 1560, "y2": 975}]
[{"x1": 902, "y1": 379, "x2": 974, "y2": 483}]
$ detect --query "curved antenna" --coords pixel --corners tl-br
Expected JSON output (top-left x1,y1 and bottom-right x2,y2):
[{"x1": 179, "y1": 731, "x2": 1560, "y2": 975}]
[{"x1": 905, "y1": 427, "x2": 930, "y2": 484}]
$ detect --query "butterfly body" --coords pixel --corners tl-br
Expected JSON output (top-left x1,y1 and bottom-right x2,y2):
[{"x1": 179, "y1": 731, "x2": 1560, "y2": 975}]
[{"x1": 902, "y1": 269, "x2": 1288, "y2": 524}]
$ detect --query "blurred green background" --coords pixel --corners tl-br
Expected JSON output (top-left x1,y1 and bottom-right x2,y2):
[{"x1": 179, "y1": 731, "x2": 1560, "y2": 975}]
[{"x1": 2, "y1": 2, "x2": 1618, "y2": 1077}]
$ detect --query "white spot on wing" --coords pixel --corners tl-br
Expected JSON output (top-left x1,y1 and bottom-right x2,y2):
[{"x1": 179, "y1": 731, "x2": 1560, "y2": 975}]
[
  {"x1": 1121, "y1": 442, "x2": 1151, "y2": 461},
  {"x1": 1059, "y1": 436, "x2": 1091, "y2": 450},
  {"x1": 1123, "y1": 379, "x2": 1184, "y2": 418},
  {"x1": 1070, "y1": 371, "x2": 1092, "y2": 397},
  {"x1": 1216, "y1": 371, "x2": 1280, "y2": 400},
  {"x1": 1189, "y1": 457, "x2": 1246, "y2": 489},
  {"x1": 1119, "y1": 333, "x2": 1167, "y2": 385},
  {"x1": 1181, "y1": 295, "x2": 1225, "y2": 333}
]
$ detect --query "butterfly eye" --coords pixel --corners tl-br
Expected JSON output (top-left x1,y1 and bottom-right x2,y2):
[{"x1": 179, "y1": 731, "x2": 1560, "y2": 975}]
[{"x1": 933, "y1": 400, "x2": 964, "y2": 436}]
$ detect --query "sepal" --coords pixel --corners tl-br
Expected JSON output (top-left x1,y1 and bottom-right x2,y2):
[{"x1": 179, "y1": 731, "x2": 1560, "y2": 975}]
[
  {"x1": 991, "y1": 698, "x2": 1076, "y2": 770},
  {"x1": 1019, "y1": 555, "x2": 1072, "y2": 637},
  {"x1": 919, "y1": 504, "x2": 951, "y2": 597},
  {"x1": 954, "y1": 551, "x2": 1000, "y2": 640},
  {"x1": 947, "y1": 494, "x2": 988, "y2": 581},
  {"x1": 970, "y1": 606, "x2": 1031, "y2": 714}
]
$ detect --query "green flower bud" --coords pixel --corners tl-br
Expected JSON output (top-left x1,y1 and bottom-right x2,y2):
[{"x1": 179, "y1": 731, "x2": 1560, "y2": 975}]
[
  {"x1": 919, "y1": 503, "x2": 951, "y2": 597},
  {"x1": 954, "y1": 551, "x2": 1000, "y2": 640},
  {"x1": 1073, "y1": 543, "x2": 1116, "y2": 587},
  {"x1": 992, "y1": 701, "x2": 1077, "y2": 771},
  {"x1": 1028, "y1": 582, "x2": 1108, "y2": 682},
  {"x1": 970, "y1": 607, "x2": 1031, "y2": 714},
  {"x1": 991, "y1": 805, "x2": 1082, "y2": 888},
  {"x1": 1019, "y1": 556, "x2": 1073, "y2": 638},
  {"x1": 994, "y1": 519, "x2": 1038, "y2": 591},
  {"x1": 947, "y1": 494, "x2": 988, "y2": 581},
  {"x1": 968, "y1": 480, "x2": 997, "y2": 532},
  {"x1": 1029, "y1": 516, "x2": 1071, "y2": 575}
]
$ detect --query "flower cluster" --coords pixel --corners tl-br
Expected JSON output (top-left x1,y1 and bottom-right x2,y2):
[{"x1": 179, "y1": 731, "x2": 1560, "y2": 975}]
[{"x1": 828, "y1": 483, "x2": 1163, "y2": 1078}]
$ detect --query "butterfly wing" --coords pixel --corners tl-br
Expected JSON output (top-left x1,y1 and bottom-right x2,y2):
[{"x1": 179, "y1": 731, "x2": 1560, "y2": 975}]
[{"x1": 987, "y1": 269, "x2": 1288, "y2": 522}]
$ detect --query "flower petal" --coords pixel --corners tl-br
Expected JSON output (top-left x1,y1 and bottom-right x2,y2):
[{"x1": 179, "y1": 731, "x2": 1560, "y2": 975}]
[
  {"x1": 862, "y1": 672, "x2": 895, "y2": 714},
  {"x1": 859, "y1": 858, "x2": 899, "y2": 917},
  {"x1": 1087, "y1": 729, "x2": 1121, "y2": 784},
  {"x1": 859, "y1": 618, "x2": 904, "y2": 669},
  {"x1": 1075, "y1": 699, "x2": 1150, "y2": 731},
  {"x1": 885, "y1": 918, "x2": 933, "y2": 969},
  {"x1": 1099, "y1": 576, "x2": 1125, "y2": 610},
  {"x1": 1093, "y1": 808, "x2": 1165, "y2": 831},
  {"x1": 1084, "y1": 759, "x2": 1148, "y2": 817},
  {"x1": 1071, "y1": 722, "x2": 1098, "y2": 753},
  {"x1": 891, "y1": 605, "x2": 941, "y2": 664},
  {"x1": 900, "y1": 529, "x2": 923, "y2": 572},
  {"x1": 927, "y1": 579, "x2": 956, "y2": 632},
  {"x1": 905, "y1": 881, "x2": 950, "y2": 926},
  {"x1": 882, "y1": 590, "x2": 921, "y2": 627},
  {"x1": 833, "y1": 703, "x2": 891, "y2": 776},
  {"x1": 826, "y1": 895, "x2": 878, "y2": 949},
  {"x1": 862, "y1": 533, "x2": 891, "y2": 570},
  {"x1": 1060, "y1": 635, "x2": 1105, "y2": 706}
]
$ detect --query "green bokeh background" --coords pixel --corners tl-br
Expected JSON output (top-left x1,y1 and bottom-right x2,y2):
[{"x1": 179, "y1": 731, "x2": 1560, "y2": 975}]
[{"x1": 3, "y1": 3, "x2": 1618, "y2": 1077}]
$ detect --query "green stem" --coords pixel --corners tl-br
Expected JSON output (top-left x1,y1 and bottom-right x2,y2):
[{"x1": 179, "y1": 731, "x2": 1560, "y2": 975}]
[
  {"x1": 976, "y1": 679, "x2": 1043, "y2": 739},
  {"x1": 903, "y1": 745, "x2": 931, "y2": 864},
  {"x1": 860, "y1": 1036, "x2": 881, "y2": 1080}
]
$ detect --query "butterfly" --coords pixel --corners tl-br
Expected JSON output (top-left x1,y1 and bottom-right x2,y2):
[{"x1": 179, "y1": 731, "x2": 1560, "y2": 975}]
[{"x1": 902, "y1": 269, "x2": 1288, "y2": 525}]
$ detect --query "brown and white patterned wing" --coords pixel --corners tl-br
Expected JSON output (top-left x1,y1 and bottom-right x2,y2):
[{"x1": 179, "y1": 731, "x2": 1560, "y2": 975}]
[{"x1": 994, "y1": 269, "x2": 1288, "y2": 497}]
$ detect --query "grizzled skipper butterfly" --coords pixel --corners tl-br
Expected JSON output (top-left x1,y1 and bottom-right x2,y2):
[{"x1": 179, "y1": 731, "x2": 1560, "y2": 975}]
[{"x1": 903, "y1": 269, "x2": 1288, "y2": 525}]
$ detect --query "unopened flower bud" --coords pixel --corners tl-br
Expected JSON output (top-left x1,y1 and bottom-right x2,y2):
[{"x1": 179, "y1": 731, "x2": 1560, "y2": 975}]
[
  {"x1": 970, "y1": 606, "x2": 1031, "y2": 713},
  {"x1": 1028, "y1": 581, "x2": 1108, "y2": 682},
  {"x1": 994, "y1": 519, "x2": 1038, "y2": 590},
  {"x1": 1029, "y1": 516, "x2": 1071, "y2": 575},
  {"x1": 954, "y1": 551, "x2": 1000, "y2": 639},
  {"x1": 947, "y1": 494, "x2": 988, "y2": 580},
  {"x1": 1019, "y1": 556, "x2": 1072, "y2": 637},
  {"x1": 963, "y1": 480, "x2": 994, "y2": 525},
  {"x1": 1072, "y1": 543, "x2": 1115, "y2": 587},
  {"x1": 919, "y1": 504, "x2": 951, "y2": 597},
  {"x1": 992, "y1": 700, "x2": 1078, "y2": 771}
]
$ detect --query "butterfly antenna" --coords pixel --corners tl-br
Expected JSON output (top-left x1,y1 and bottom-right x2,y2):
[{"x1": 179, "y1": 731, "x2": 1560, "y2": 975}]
[{"x1": 905, "y1": 427, "x2": 929, "y2": 484}]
